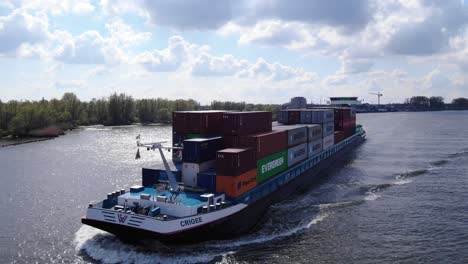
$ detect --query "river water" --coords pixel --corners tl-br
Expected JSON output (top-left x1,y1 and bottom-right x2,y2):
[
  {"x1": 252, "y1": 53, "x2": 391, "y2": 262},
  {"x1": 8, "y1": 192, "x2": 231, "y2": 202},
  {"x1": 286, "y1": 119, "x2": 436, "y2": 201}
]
[{"x1": 1, "y1": 112, "x2": 468, "y2": 263}]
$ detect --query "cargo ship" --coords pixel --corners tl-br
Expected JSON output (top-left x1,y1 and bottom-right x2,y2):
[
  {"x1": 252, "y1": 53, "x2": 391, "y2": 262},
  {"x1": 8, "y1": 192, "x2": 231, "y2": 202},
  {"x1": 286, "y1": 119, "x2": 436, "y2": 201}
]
[{"x1": 82, "y1": 107, "x2": 366, "y2": 243}]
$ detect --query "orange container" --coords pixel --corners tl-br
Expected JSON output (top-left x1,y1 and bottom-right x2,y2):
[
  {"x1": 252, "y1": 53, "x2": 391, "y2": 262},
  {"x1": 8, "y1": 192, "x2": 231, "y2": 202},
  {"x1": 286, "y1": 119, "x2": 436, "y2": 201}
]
[{"x1": 216, "y1": 169, "x2": 257, "y2": 197}]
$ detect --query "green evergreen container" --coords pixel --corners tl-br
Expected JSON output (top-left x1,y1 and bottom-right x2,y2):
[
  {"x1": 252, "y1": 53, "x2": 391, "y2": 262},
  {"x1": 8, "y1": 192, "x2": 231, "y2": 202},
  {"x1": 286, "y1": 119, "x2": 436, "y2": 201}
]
[{"x1": 257, "y1": 150, "x2": 288, "y2": 183}]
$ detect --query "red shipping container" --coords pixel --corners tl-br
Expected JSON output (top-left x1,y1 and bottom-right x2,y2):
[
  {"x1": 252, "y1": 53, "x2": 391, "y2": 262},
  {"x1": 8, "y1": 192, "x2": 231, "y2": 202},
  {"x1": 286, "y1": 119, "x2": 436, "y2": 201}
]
[
  {"x1": 222, "y1": 111, "x2": 272, "y2": 136},
  {"x1": 187, "y1": 111, "x2": 224, "y2": 134},
  {"x1": 223, "y1": 135, "x2": 241, "y2": 148},
  {"x1": 334, "y1": 130, "x2": 345, "y2": 144},
  {"x1": 239, "y1": 130, "x2": 287, "y2": 159},
  {"x1": 216, "y1": 148, "x2": 256, "y2": 176},
  {"x1": 173, "y1": 111, "x2": 190, "y2": 133}
]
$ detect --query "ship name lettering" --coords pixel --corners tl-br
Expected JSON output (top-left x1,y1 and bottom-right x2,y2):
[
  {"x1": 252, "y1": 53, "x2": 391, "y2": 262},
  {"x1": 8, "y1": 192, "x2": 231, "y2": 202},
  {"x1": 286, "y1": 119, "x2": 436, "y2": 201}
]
[{"x1": 180, "y1": 217, "x2": 203, "y2": 227}]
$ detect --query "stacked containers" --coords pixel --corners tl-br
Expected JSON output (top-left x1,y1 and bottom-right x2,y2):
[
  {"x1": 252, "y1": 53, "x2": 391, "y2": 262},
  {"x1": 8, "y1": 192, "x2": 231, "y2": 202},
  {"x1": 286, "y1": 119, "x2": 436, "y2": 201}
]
[
  {"x1": 272, "y1": 124, "x2": 308, "y2": 170},
  {"x1": 238, "y1": 130, "x2": 288, "y2": 159},
  {"x1": 216, "y1": 148, "x2": 257, "y2": 197},
  {"x1": 172, "y1": 111, "x2": 224, "y2": 163},
  {"x1": 332, "y1": 107, "x2": 356, "y2": 143},
  {"x1": 293, "y1": 109, "x2": 334, "y2": 151},
  {"x1": 278, "y1": 110, "x2": 301, "y2": 125},
  {"x1": 306, "y1": 124, "x2": 323, "y2": 157},
  {"x1": 257, "y1": 150, "x2": 288, "y2": 183},
  {"x1": 197, "y1": 169, "x2": 216, "y2": 192},
  {"x1": 222, "y1": 111, "x2": 272, "y2": 136},
  {"x1": 182, "y1": 137, "x2": 223, "y2": 187}
]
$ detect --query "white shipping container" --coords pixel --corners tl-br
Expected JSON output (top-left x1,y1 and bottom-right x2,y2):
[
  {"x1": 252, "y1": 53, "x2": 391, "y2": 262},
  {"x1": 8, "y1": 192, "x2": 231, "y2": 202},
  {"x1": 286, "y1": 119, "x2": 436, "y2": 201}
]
[
  {"x1": 308, "y1": 138, "x2": 323, "y2": 157},
  {"x1": 182, "y1": 160, "x2": 215, "y2": 187},
  {"x1": 322, "y1": 122, "x2": 335, "y2": 137},
  {"x1": 273, "y1": 125, "x2": 308, "y2": 147},
  {"x1": 307, "y1": 124, "x2": 322, "y2": 141},
  {"x1": 287, "y1": 143, "x2": 308, "y2": 167},
  {"x1": 323, "y1": 134, "x2": 334, "y2": 150}
]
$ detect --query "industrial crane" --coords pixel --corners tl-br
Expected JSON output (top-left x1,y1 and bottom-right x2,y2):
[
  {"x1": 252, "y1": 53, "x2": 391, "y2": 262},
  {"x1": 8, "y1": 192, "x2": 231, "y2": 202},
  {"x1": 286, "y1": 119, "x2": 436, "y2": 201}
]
[{"x1": 370, "y1": 92, "x2": 383, "y2": 106}]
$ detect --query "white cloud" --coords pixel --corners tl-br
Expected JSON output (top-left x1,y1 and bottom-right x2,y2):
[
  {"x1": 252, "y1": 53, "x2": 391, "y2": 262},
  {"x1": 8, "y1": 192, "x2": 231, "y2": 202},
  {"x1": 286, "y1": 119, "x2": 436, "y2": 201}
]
[
  {"x1": 55, "y1": 79, "x2": 86, "y2": 89},
  {"x1": 0, "y1": 9, "x2": 49, "y2": 54},
  {"x1": 191, "y1": 53, "x2": 248, "y2": 77},
  {"x1": 53, "y1": 30, "x2": 125, "y2": 64},
  {"x1": 133, "y1": 36, "x2": 191, "y2": 72},
  {"x1": 105, "y1": 19, "x2": 152, "y2": 48},
  {"x1": 19, "y1": 0, "x2": 95, "y2": 16}
]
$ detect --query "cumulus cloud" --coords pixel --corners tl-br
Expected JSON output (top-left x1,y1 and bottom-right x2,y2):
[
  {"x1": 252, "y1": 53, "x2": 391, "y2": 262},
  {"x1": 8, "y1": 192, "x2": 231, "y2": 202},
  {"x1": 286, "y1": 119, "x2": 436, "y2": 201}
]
[
  {"x1": 134, "y1": 36, "x2": 191, "y2": 72},
  {"x1": 53, "y1": 30, "x2": 125, "y2": 64},
  {"x1": 0, "y1": 9, "x2": 49, "y2": 53},
  {"x1": 18, "y1": 0, "x2": 95, "y2": 16},
  {"x1": 134, "y1": 35, "x2": 318, "y2": 83},
  {"x1": 143, "y1": 0, "x2": 232, "y2": 30},
  {"x1": 386, "y1": 0, "x2": 468, "y2": 55}
]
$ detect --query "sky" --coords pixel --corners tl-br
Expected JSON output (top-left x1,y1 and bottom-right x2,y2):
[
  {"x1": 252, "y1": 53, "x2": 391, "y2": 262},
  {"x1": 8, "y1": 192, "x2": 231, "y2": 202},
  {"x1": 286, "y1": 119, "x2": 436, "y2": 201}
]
[{"x1": 0, "y1": 0, "x2": 467, "y2": 105}]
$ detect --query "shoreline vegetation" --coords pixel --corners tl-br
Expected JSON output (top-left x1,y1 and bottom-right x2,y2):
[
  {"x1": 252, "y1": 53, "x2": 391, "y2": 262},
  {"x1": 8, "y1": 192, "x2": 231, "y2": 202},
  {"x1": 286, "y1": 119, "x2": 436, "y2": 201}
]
[
  {"x1": 1, "y1": 93, "x2": 467, "y2": 146},
  {"x1": 0, "y1": 92, "x2": 278, "y2": 141}
]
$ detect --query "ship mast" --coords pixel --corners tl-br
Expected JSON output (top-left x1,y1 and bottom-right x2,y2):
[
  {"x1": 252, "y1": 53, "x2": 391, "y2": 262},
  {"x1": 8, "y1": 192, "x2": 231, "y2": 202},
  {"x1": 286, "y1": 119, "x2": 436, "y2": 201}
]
[{"x1": 136, "y1": 138, "x2": 182, "y2": 193}]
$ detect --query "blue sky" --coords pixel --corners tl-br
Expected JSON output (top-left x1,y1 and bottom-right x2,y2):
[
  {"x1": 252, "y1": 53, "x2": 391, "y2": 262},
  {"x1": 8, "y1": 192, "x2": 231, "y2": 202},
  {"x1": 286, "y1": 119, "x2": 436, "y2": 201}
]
[{"x1": 0, "y1": 0, "x2": 467, "y2": 105}]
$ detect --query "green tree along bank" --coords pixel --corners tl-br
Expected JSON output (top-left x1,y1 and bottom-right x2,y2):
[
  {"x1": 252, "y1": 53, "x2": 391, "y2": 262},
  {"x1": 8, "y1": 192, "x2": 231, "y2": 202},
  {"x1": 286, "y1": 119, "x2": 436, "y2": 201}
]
[{"x1": 0, "y1": 93, "x2": 280, "y2": 138}]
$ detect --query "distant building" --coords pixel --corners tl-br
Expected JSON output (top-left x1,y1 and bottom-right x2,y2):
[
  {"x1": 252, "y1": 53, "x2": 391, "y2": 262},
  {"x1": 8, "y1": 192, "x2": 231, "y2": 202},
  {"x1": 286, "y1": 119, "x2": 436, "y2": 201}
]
[
  {"x1": 283, "y1": 97, "x2": 307, "y2": 109},
  {"x1": 329, "y1": 97, "x2": 362, "y2": 106}
]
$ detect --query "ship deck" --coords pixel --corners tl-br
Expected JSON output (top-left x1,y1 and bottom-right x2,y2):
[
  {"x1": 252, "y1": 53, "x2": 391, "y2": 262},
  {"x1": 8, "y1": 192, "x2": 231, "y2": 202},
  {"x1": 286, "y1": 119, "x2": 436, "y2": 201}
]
[{"x1": 119, "y1": 187, "x2": 205, "y2": 207}]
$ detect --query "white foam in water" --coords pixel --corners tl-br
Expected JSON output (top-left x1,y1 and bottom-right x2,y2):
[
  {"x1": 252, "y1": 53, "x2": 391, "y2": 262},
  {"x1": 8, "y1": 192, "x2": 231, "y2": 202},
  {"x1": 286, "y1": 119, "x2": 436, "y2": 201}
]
[
  {"x1": 74, "y1": 226, "x2": 234, "y2": 264},
  {"x1": 364, "y1": 192, "x2": 381, "y2": 201},
  {"x1": 394, "y1": 178, "x2": 412, "y2": 185},
  {"x1": 306, "y1": 211, "x2": 329, "y2": 228}
]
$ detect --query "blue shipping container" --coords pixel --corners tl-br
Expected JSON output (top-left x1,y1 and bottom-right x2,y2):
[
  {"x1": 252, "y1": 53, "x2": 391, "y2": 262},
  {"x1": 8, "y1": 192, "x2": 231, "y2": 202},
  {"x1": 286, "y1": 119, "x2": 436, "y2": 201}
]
[
  {"x1": 142, "y1": 168, "x2": 182, "y2": 187},
  {"x1": 197, "y1": 169, "x2": 217, "y2": 192},
  {"x1": 182, "y1": 137, "x2": 223, "y2": 163}
]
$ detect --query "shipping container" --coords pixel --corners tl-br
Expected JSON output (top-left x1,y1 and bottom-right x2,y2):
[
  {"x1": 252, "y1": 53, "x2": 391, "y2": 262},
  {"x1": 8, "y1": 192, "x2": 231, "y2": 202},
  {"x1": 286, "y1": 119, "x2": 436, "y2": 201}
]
[
  {"x1": 173, "y1": 111, "x2": 224, "y2": 134},
  {"x1": 273, "y1": 125, "x2": 308, "y2": 147},
  {"x1": 323, "y1": 134, "x2": 334, "y2": 150},
  {"x1": 222, "y1": 111, "x2": 272, "y2": 135},
  {"x1": 278, "y1": 110, "x2": 301, "y2": 125},
  {"x1": 334, "y1": 130, "x2": 345, "y2": 144},
  {"x1": 223, "y1": 135, "x2": 241, "y2": 148},
  {"x1": 322, "y1": 122, "x2": 335, "y2": 137},
  {"x1": 287, "y1": 143, "x2": 308, "y2": 167},
  {"x1": 172, "y1": 132, "x2": 221, "y2": 163},
  {"x1": 216, "y1": 148, "x2": 256, "y2": 176},
  {"x1": 182, "y1": 160, "x2": 215, "y2": 187},
  {"x1": 142, "y1": 168, "x2": 182, "y2": 187},
  {"x1": 299, "y1": 109, "x2": 334, "y2": 124},
  {"x1": 308, "y1": 138, "x2": 323, "y2": 157},
  {"x1": 197, "y1": 169, "x2": 216, "y2": 192},
  {"x1": 239, "y1": 130, "x2": 287, "y2": 159},
  {"x1": 187, "y1": 111, "x2": 224, "y2": 134},
  {"x1": 172, "y1": 111, "x2": 190, "y2": 133},
  {"x1": 216, "y1": 169, "x2": 257, "y2": 197},
  {"x1": 306, "y1": 124, "x2": 322, "y2": 141},
  {"x1": 278, "y1": 111, "x2": 288, "y2": 124},
  {"x1": 182, "y1": 137, "x2": 223, "y2": 163},
  {"x1": 257, "y1": 150, "x2": 288, "y2": 183}
]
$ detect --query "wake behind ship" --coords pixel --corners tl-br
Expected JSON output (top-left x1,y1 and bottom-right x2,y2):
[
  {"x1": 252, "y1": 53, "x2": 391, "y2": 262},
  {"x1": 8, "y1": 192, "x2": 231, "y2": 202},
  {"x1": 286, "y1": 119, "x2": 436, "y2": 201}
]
[{"x1": 81, "y1": 107, "x2": 366, "y2": 243}]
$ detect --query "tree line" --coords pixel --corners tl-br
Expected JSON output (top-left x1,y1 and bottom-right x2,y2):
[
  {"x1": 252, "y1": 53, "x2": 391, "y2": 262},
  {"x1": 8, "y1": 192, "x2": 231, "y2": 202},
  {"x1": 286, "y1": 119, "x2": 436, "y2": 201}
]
[
  {"x1": 0, "y1": 93, "x2": 280, "y2": 138},
  {"x1": 404, "y1": 96, "x2": 468, "y2": 111}
]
